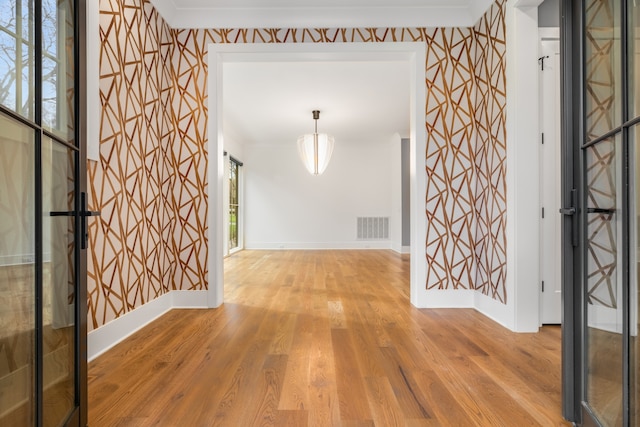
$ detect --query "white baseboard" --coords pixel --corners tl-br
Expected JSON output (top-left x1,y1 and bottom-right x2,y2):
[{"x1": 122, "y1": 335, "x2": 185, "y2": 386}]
[
  {"x1": 391, "y1": 245, "x2": 411, "y2": 254},
  {"x1": 87, "y1": 290, "x2": 208, "y2": 361},
  {"x1": 474, "y1": 291, "x2": 518, "y2": 331},
  {"x1": 172, "y1": 290, "x2": 210, "y2": 308},
  {"x1": 410, "y1": 289, "x2": 527, "y2": 332},
  {"x1": 412, "y1": 289, "x2": 475, "y2": 308},
  {"x1": 245, "y1": 241, "x2": 392, "y2": 250}
]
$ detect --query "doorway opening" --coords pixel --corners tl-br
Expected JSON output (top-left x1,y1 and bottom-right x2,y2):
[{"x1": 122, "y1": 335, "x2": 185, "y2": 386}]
[
  {"x1": 207, "y1": 43, "x2": 426, "y2": 308},
  {"x1": 539, "y1": 27, "x2": 562, "y2": 325}
]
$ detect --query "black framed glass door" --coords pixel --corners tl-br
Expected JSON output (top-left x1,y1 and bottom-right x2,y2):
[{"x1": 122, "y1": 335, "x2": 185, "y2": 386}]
[
  {"x1": 563, "y1": 0, "x2": 640, "y2": 425},
  {"x1": 0, "y1": 0, "x2": 87, "y2": 425}
]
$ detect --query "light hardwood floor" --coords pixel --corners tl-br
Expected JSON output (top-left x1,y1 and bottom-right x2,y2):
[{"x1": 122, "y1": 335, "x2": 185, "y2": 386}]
[{"x1": 88, "y1": 250, "x2": 571, "y2": 426}]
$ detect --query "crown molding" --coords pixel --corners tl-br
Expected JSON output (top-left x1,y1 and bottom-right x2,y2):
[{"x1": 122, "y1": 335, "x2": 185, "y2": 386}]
[{"x1": 150, "y1": 0, "x2": 495, "y2": 29}]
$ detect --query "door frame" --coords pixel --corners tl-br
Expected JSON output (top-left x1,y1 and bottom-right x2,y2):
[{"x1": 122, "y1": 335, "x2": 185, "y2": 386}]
[
  {"x1": 207, "y1": 42, "x2": 427, "y2": 308},
  {"x1": 561, "y1": 0, "x2": 637, "y2": 424},
  {"x1": 77, "y1": 0, "x2": 90, "y2": 424},
  {"x1": 560, "y1": 0, "x2": 583, "y2": 422},
  {"x1": 539, "y1": 27, "x2": 562, "y2": 325}
]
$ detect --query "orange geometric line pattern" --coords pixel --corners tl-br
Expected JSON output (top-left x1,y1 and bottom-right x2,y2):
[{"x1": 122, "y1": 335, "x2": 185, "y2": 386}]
[
  {"x1": 89, "y1": 0, "x2": 174, "y2": 330},
  {"x1": 472, "y1": 0, "x2": 507, "y2": 302},
  {"x1": 424, "y1": 27, "x2": 477, "y2": 291},
  {"x1": 88, "y1": 0, "x2": 508, "y2": 330}
]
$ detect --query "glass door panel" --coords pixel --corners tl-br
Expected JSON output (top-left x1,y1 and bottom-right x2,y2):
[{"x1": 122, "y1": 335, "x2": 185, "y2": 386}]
[
  {"x1": 0, "y1": 114, "x2": 36, "y2": 426},
  {"x1": 585, "y1": 0, "x2": 621, "y2": 142},
  {"x1": 585, "y1": 134, "x2": 624, "y2": 426},
  {"x1": 42, "y1": 137, "x2": 76, "y2": 426},
  {"x1": 0, "y1": 0, "x2": 83, "y2": 424},
  {"x1": 0, "y1": 0, "x2": 34, "y2": 119},
  {"x1": 631, "y1": 125, "x2": 640, "y2": 426},
  {"x1": 629, "y1": 0, "x2": 640, "y2": 119},
  {"x1": 41, "y1": 0, "x2": 74, "y2": 142},
  {"x1": 582, "y1": 0, "x2": 625, "y2": 424}
]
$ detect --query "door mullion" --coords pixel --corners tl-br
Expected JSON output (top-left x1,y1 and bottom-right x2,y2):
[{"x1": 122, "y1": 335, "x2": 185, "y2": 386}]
[
  {"x1": 620, "y1": 0, "x2": 631, "y2": 424},
  {"x1": 34, "y1": 130, "x2": 43, "y2": 427},
  {"x1": 34, "y1": 0, "x2": 43, "y2": 424},
  {"x1": 622, "y1": 129, "x2": 631, "y2": 427}
]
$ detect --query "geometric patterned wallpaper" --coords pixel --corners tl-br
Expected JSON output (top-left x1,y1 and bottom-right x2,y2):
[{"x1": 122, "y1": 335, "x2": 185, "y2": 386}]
[
  {"x1": 425, "y1": 0, "x2": 507, "y2": 303},
  {"x1": 88, "y1": 0, "x2": 176, "y2": 330},
  {"x1": 471, "y1": 1, "x2": 508, "y2": 303},
  {"x1": 88, "y1": 0, "x2": 508, "y2": 330},
  {"x1": 424, "y1": 27, "x2": 479, "y2": 293}
]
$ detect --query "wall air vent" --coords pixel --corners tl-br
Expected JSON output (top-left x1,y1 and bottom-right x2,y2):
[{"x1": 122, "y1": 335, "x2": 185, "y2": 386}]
[{"x1": 357, "y1": 217, "x2": 389, "y2": 240}]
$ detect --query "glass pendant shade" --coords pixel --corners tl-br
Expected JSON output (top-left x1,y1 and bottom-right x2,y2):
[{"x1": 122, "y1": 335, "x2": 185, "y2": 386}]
[
  {"x1": 297, "y1": 133, "x2": 334, "y2": 175},
  {"x1": 297, "y1": 110, "x2": 334, "y2": 175}
]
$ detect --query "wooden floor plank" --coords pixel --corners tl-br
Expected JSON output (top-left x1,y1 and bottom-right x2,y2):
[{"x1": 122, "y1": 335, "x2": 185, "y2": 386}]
[
  {"x1": 88, "y1": 250, "x2": 571, "y2": 426},
  {"x1": 331, "y1": 328, "x2": 372, "y2": 422},
  {"x1": 363, "y1": 376, "x2": 405, "y2": 426},
  {"x1": 378, "y1": 346, "x2": 433, "y2": 421},
  {"x1": 277, "y1": 313, "x2": 313, "y2": 411},
  {"x1": 307, "y1": 313, "x2": 341, "y2": 427},
  {"x1": 241, "y1": 354, "x2": 289, "y2": 427},
  {"x1": 411, "y1": 369, "x2": 479, "y2": 427}
]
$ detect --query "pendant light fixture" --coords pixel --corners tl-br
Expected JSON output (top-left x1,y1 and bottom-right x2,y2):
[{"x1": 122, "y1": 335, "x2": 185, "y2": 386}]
[{"x1": 297, "y1": 110, "x2": 334, "y2": 175}]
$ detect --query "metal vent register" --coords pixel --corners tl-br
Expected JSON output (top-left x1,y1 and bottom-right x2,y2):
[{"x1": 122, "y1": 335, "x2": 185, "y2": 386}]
[{"x1": 357, "y1": 217, "x2": 389, "y2": 240}]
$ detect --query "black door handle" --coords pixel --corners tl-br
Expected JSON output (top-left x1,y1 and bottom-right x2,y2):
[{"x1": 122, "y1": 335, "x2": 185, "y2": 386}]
[
  {"x1": 559, "y1": 207, "x2": 576, "y2": 215},
  {"x1": 81, "y1": 192, "x2": 100, "y2": 250},
  {"x1": 50, "y1": 210, "x2": 101, "y2": 217},
  {"x1": 560, "y1": 189, "x2": 579, "y2": 247},
  {"x1": 586, "y1": 207, "x2": 615, "y2": 214},
  {"x1": 50, "y1": 193, "x2": 100, "y2": 250}
]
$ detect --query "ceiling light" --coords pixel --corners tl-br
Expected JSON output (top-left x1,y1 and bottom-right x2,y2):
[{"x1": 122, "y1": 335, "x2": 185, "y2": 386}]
[{"x1": 297, "y1": 110, "x2": 334, "y2": 176}]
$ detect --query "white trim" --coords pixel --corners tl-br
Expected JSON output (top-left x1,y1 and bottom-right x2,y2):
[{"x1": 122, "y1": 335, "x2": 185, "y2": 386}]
[
  {"x1": 391, "y1": 245, "x2": 411, "y2": 255},
  {"x1": 503, "y1": 0, "x2": 543, "y2": 332},
  {"x1": 413, "y1": 289, "x2": 475, "y2": 308},
  {"x1": 208, "y1": 42, "x2": 427, "y2": 311},
  {"x1": 86, "y1": 0, "x2": 100, "y2": 161},
  {"x1": 538, "y1": 26, "x2": 562, "y2": 325},
  {"x1": 150, "y1": 0, "x2": 494, "y2": 30},
  {"x1": 475, "y1": 291, "x2": 516, "y2": 330},
  {"x1": 87, "y1": 290, "x2": 208, "y2": 361},
  {"x1": 208, "y1": 48, "x2": 225, "y2": 309},
  {"x1": 408, "y1": 43, "x2": 428, "y2": 308}
]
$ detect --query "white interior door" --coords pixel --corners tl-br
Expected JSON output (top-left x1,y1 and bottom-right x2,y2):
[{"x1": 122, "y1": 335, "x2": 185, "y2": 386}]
[{"x1": 539, "y1": 29, "x2": 562, "y2": 325}]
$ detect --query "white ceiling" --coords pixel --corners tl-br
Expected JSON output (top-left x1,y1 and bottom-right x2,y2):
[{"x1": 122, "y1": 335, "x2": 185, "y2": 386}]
[
  {"x1": 150, "y1": 0, "x2": 494, "y2": 29},
  {"x1": 223, "y1": 60, "x2": 410, "y2": 148},
  {"x1": 152, "y1": 1, "x2": 495, "y2": 152}
]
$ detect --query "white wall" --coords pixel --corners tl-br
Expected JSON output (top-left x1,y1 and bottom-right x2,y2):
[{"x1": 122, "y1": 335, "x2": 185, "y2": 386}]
[
  {"x1": 244, "y1": 139, "x2": 394, "y2": 249},
  {"x1": 223, "y1": 132, "x2": 246, "y2": 161},
  {"x1": 389, "y1": 133, "x2": 403, "y2": 253}
]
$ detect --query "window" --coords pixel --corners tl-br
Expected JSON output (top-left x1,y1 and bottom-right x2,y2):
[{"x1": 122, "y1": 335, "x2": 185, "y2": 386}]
[{"x1": 228, "y1": 156, "x2": 242, "y2": 252}]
